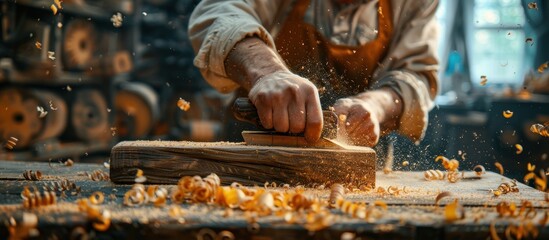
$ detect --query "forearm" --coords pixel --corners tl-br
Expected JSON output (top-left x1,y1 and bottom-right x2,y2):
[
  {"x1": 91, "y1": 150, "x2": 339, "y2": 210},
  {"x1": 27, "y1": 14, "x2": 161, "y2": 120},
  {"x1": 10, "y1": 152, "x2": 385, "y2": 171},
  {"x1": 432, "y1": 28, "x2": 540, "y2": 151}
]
[{"x1": 225, "y1": 37, "x2": 288, "y2": 91}]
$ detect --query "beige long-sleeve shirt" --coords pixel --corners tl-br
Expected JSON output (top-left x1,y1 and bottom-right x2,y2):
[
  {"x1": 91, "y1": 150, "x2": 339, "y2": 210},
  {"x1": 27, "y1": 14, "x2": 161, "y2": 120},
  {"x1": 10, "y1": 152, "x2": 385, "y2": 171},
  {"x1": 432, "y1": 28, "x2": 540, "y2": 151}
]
[{"x1": 189, "y1": 0, "x2": 439, "y2": 143}]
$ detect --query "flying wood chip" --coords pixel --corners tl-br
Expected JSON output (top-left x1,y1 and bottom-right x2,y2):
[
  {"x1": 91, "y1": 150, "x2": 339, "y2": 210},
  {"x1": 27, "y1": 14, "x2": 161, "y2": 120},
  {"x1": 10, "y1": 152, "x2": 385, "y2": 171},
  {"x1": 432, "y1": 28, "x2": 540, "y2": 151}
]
[
  {"x1": 538, "y1": 62, "x2": 548, "y2": 74},
  {"x1": 528, "y1": 2, "x2": 538, "y2": 9},
  {"x1": 480, "y1": 75, "x2": 488, "y2": 86},
  {"x1": 177, "y1": 98, "x2": 191, "y2": 111},
  {"x1": 525, "y1": 38, "x2": 534, "y2": 46}
]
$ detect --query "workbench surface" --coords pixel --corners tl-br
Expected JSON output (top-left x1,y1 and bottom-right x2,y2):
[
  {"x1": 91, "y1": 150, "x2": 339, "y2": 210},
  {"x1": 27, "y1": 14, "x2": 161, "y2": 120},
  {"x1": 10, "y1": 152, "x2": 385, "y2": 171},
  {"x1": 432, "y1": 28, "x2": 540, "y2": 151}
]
[{"x1": 0, "y1": 160, "x2": 547, "y2": 239}]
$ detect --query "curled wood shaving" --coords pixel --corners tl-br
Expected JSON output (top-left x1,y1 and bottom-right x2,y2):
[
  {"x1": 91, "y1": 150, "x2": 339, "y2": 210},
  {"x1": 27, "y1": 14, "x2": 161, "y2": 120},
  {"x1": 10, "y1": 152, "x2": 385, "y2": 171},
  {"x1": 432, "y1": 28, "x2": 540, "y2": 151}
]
[
  {"x1": 480, "y1": 75, "x2": 488, "y2": 86},
  {"x1": 493, "y1": 180, "x2": 519, "y2": 197},
  {"x1": 21, "y1": 186, "x2": 56, "y2": 209},
  {"x1": 22, "y1": 170, "x2": 42, "y2": 181},
  {"x1": 435, "y1": 156, "x2": 459, "y2": 172},
  {"x1": 502, "y1": 110, "x2": 513, "y2": 119},
  {"x1": 424, "y1": 169, "x2": 445, "y2": 181},
  {"x1": 5, "y1": 136, "x2": 18, "y2": 150},
  {"x1": 86, "y1": 170, "x2": 109, "y2": 181},
  {"x1": 524, "y1": 172, "x2": 536, "y2": 184},
  {"x1": 64, "y1": 159, "x2": 74, "y2": 167},
  {"x1": 110, "y1": 12, "x2": 123, "y2": 27},
  {"x1": 328, "y1": 184, "x2": 344, "y2": 208},
  {"x1": 472, "y1": 165, "x2": 486, "y2": 176},
  {"x1": 93, "y1": 210, "x2": 111, "y2": 232},
  {"x1": 538, "y1": 61, "x2": 548, "y2": 74},
  {"x1": 89, "y1": 192, "x2": 105, "y2": 205},
  {"x1": 528, "y1": 2, "x2": 538, "y2": 9},
  {"x1": 43, "y1": 178, "x2": 79, "y2": 194},
  {"x1": 530, "y1": 123, "x2": 549, "y2": 137},
  {"x1": 435, "y1": 191, "x2": 452, "y2": 206},
  {"x1": 515, "y1": 144, "x2": 523, "y2": 154},
  {"x1": 177, "y1": 98, "x2": 191, "y2": 111},
  {"x1": 50, "y1": 4, "x2": 58, "y2": 15},
  {"x1": 494, "y1": 162, "x2": 504, "y2": 175},
  {"x1": 447, "y1": 171, "x2": 461, "y2": 183},
  {"x1": 124, "y1": 184, "x2": 149, "y2": 207}
]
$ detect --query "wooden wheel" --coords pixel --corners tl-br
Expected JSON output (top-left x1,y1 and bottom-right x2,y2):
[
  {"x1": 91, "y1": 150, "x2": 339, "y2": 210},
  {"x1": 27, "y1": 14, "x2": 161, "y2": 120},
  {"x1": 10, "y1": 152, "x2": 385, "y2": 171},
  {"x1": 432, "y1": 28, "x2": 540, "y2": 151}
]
[
  {"x1": 0, "y1": 88, "x2": 67, "y2": 149},
  {"x1": 114, "y1": 82, "x2": 159, "y2": 139},
  {"x1": 71, "y1": 89, "x2": 110, "y2": 142}
]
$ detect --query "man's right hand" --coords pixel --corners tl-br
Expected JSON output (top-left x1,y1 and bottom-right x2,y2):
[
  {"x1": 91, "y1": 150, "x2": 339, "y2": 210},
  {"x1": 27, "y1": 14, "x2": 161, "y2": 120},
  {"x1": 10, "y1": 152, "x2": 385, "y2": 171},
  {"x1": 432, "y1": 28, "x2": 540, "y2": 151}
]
[
  {"x1": 226, "y1": 38, "x2": 323, "y2": 143},
  {"x1": 248, "y1": 70, "x2": 323, "y2": 143}
]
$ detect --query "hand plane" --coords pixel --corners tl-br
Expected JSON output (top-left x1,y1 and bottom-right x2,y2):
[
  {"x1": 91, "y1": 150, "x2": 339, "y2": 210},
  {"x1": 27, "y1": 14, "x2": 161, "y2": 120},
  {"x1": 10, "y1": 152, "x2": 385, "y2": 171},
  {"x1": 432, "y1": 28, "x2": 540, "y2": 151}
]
[{"x1": 232, "y1": 98, "x2": 349, "y2": 149}]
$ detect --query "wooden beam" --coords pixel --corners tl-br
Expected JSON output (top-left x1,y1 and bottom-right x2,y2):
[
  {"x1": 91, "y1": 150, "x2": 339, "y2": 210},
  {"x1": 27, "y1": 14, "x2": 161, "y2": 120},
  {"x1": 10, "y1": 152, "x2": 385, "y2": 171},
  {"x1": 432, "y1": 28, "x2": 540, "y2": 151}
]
[{"x1": 110, "y1": 141, "x2": 376, "y2": 186}]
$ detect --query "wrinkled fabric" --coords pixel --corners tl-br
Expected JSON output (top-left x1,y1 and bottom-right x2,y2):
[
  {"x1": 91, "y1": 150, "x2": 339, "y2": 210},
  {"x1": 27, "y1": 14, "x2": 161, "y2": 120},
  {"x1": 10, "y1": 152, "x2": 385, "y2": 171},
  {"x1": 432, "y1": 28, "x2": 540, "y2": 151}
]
[{"x1": 189, "y1": 0, "x2": 439, "y2": 143}]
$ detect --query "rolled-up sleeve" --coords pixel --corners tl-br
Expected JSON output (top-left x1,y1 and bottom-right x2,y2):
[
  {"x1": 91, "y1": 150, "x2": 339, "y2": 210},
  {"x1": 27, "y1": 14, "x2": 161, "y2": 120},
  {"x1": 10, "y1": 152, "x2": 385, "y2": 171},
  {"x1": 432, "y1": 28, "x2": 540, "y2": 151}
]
[
  {"x1": 188, "y1": 0, "x2": 281, "y2": 93},
  {"x1": 372, "y1": 0, "x2": 439, "y2": 143}
]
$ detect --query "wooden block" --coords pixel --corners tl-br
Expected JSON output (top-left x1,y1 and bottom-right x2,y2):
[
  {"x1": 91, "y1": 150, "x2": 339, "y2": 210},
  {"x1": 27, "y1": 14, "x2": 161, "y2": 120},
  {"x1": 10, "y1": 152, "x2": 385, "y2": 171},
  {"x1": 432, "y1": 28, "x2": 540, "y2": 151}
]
[{"x1": 110, "y1": 141, "x2": 376, "y2": 186}]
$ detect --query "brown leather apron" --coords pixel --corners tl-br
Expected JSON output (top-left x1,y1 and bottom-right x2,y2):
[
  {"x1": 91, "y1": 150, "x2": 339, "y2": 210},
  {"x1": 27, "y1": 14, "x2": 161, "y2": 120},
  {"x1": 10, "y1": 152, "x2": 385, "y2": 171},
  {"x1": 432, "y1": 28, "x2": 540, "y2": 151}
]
[{"x1": 274, "y1": 0, "x2": 393, "y2": 105}]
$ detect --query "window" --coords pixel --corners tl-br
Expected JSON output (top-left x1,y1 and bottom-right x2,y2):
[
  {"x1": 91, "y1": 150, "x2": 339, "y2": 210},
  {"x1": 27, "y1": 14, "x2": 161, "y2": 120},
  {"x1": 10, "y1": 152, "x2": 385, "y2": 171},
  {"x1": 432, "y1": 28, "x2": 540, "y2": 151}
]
[{"x1": 466, "y1": 0, "x2": 527, "y2": 86}]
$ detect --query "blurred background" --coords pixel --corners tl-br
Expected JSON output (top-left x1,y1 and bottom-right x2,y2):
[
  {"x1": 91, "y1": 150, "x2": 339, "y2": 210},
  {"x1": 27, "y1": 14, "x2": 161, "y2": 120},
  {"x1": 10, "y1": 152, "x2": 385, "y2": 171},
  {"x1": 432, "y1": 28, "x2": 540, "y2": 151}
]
[{"x1": 0, "y1": 0, "x2": 548, "y2": 181}]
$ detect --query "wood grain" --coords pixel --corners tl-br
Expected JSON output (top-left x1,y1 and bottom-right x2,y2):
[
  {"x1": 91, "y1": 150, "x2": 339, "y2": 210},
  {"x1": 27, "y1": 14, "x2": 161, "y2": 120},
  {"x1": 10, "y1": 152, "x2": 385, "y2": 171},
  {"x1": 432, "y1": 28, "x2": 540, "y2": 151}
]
[{"x1": 109, "y1": 141, "x2": 376, "y2": 186}]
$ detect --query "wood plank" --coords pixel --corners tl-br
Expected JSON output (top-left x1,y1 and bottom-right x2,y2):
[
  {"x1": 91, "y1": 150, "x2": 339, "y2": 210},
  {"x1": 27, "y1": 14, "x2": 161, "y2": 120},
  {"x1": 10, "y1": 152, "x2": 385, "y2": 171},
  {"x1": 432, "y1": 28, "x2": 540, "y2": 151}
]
[{"x1": 109, "y1": 141, "x2": 377, "y2": 186}]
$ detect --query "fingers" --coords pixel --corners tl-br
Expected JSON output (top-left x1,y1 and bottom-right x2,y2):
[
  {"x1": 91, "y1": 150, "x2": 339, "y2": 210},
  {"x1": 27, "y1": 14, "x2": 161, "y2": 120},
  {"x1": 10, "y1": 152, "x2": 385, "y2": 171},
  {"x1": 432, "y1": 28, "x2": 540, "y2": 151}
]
[
  {"x1": 304, "y1": 95, "x2": 323, "y2": 143},
  {"x1": 248, "y1": 71, "x2": 321, "y2": 139},
  {"x1": 253, "y1": 94, "x2": 274, "y2": 129},
  {"x1": 272, "y1": 101, "x2": 290, "y2": 132},
  {"x1": 341, "y1": 105, "x2": 380, "y2": 147},
  {"x1": 288, "y1": 100, "x2": 306, "y2": 133}
]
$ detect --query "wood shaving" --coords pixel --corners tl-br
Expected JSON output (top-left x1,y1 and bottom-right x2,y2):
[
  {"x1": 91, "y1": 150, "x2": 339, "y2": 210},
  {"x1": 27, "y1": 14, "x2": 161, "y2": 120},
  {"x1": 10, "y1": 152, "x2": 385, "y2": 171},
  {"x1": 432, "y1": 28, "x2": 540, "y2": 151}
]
[
  {"x1": 37, "y1": 106, "x2": 48, "y2": 118},
  {"x1": 480, "y1": 75, "x2": 488, "y2": 86},
  {"x1": 472, "y1": 165, "x2": 486, "y2": 176},
  {"x1": 50, "y1": 4, "x2": 58, "y2": 15},
  {"x1": 528, "y1": 2, "x2": 538, "y2": 9},
  {"x1": 110, "y1": 12, "x2": 123, "y2": 27},
  {"x1": 494, "y1": 162, "x2": 504, "y2": 175},
  {"x1": 177, "y1": 98, "x2": 191, "y2": 111},
  {"x1": 530, "y1": 123, "x2": 549, "y2": 137},
  {"x1": 435, "y1": 191, "x2": 452, "y2": 206},
  {"x1": 492, "y1": 180, "x2": 519, "y2": 197},
  {"x1": 515, "y1": 144, "x2": 523, "y2": 154},
  {"x1": 502, "y1": 110, "x2": 513, "y2": 119},
  {"x1": 424, "y1": 169, "x2": 445, "y2": 181},
  {"x1": 85, "y1": 169, "x2": 109, "y2": 181},
  {"x1": 35, "y1": 41, "x2": 42, "y2": 49},
  {"x1": 525, "y1": 37, "x2": 534, "y2": 46},
  {"x1": 21, "y1": 186, "x2": 56, "y2": 209},
  {"x1": 4, "y1": 136, "x2": 18, "y2": 150},
  {"x1": 48, "y1": 51, "x2": 55, "y2": 60},
  {"x1": 538, "y1": 62, "x2": 549, "y2": 74},
  {"x1": 89, "y1": 192, "x2": 105, "y2": 205},
  {"x1": 64, "y1": 159, "x2": 74, "y2": 166},
  {"x1": 22, "y1": 170, "x2": 42, "y2": 181}
]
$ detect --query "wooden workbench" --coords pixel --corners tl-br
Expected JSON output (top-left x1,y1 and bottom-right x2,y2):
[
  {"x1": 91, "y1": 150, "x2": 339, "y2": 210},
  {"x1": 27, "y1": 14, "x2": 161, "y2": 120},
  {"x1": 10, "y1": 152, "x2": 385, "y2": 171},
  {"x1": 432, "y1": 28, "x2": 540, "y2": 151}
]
[{"x1": 0, "y1": 160, "x2": 548, "y2": 239}]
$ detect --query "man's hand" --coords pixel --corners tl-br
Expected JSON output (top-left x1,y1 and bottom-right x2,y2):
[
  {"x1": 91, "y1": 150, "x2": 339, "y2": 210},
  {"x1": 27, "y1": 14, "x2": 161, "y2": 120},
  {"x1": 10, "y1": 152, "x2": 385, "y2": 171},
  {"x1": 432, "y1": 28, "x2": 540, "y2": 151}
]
[
  {"x1": 249, "y1": 71, "x2": 323, "y2": 142},
  {"x1": 225, "y1": 37, "x2": 323, "y2": 142},
  {"x1": 333, "y1": 88, "x2": 403, "y2": 147}
]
